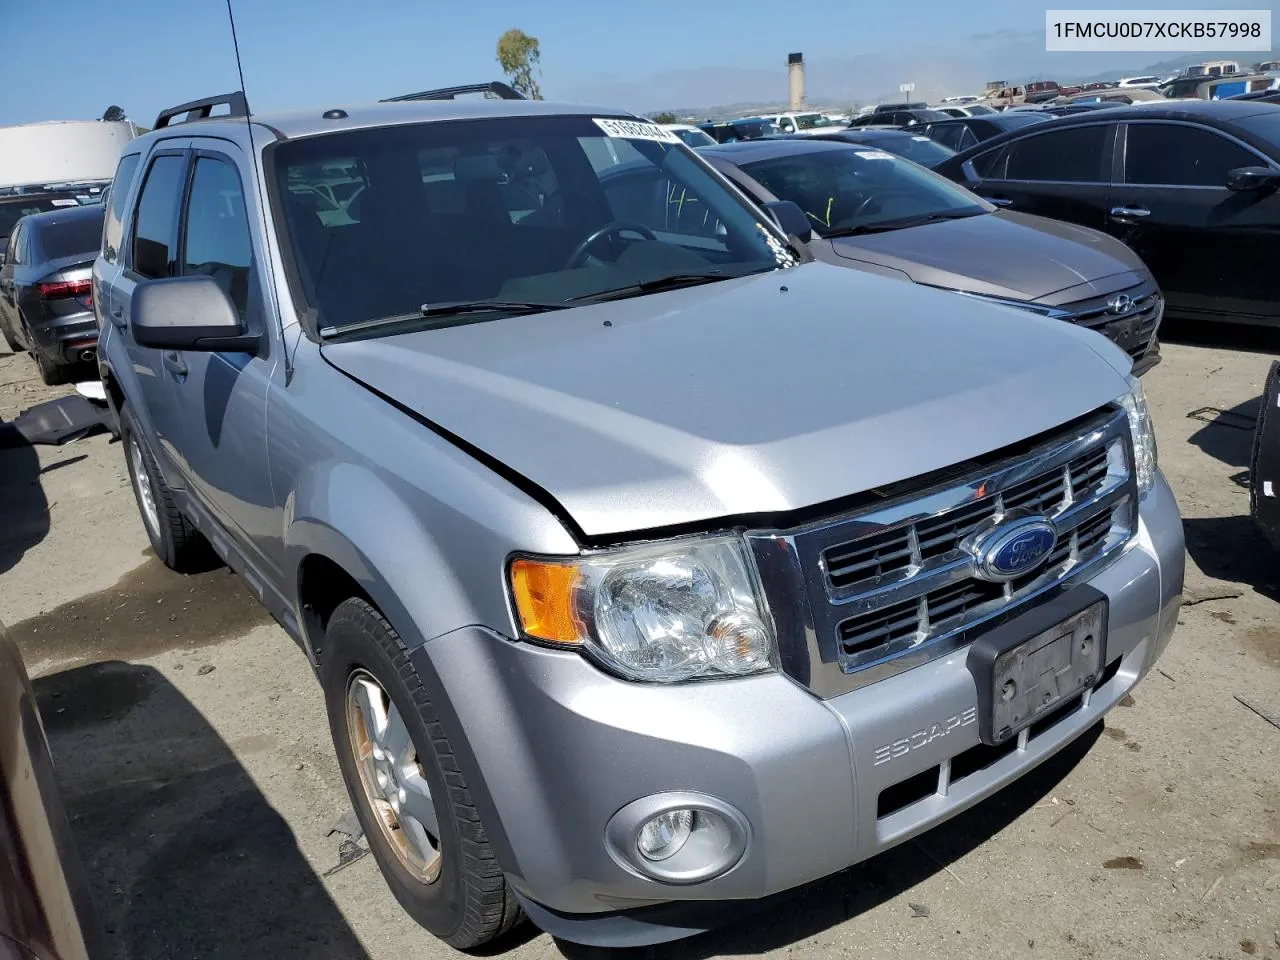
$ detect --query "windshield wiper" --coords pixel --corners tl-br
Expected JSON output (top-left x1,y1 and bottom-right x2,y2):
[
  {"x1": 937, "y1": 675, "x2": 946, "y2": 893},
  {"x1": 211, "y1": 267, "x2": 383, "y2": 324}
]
[
  {"x1": 825, "y1": 209, "x2": 986, "y2": 237},
  {"x1": 565, "y1": 271, "x2": 729, "y2": 305},
  {"x1": 319, "y1": 299, "x2": 569, "y2": 339}
]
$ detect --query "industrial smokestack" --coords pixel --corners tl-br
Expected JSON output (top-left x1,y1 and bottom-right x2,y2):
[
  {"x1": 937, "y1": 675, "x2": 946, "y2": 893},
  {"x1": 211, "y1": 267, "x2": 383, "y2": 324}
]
[{"x1": 788, "y1": 53, "x2": 804, "y2": 111}]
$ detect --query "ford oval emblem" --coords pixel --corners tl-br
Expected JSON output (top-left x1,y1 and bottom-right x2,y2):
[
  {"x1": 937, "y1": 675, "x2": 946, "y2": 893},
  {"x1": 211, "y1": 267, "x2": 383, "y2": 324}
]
[{"x1": 974, "y1": 518, "x2": 1058, "y2": 582}]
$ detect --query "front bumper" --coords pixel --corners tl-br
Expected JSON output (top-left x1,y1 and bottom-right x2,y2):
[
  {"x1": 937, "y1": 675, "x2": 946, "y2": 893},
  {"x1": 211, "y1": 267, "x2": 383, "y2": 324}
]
[{"x1": 412, "y1": 472, "x2": 1183, "y2": 945}]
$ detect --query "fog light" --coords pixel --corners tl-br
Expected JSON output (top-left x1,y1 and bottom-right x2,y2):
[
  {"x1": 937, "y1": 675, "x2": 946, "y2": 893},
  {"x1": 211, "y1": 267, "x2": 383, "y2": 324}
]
[{"x1": 636, "y1": 809, "x2": 694, "y2": 861}]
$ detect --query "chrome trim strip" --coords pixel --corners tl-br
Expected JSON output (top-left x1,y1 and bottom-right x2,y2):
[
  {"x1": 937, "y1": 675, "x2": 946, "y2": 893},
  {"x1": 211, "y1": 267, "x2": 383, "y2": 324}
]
[{"x1": 747, "y1": 407, "x2": 1136, "y2": 699}]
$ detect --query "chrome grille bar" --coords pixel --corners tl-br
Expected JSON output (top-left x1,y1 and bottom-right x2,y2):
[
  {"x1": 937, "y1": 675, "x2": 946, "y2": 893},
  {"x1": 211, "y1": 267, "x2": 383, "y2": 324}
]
[{"x1": 747, "y1": 407, "x2": 1137, "y2": 698}]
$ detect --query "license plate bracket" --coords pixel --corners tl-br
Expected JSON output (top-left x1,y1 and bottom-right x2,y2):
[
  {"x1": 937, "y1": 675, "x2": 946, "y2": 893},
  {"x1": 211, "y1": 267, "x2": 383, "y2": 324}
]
[{"x1": 966, "y1": 586, "x2": 1108, "y2": 746}]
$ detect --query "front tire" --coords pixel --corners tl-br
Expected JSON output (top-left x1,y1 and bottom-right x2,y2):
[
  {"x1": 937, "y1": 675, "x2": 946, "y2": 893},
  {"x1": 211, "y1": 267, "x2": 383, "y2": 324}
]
[
  {"x1": 118, "y1": 406, "x2": 213, "y2": 572},
  {"x1": 322, "y1": 598, "x2": 523, "y2": 950}
]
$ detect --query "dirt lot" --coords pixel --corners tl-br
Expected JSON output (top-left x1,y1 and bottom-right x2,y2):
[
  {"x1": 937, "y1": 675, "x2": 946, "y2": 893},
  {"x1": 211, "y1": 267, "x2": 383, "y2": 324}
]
[{"x1": 1, "y1": 324, "x2": 1278, "y2": 960}]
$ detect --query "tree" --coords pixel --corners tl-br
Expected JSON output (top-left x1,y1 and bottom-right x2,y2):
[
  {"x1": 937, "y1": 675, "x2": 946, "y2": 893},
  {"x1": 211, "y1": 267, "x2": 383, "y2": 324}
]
[
  {"x1": 496, "y1": 29, "x2": 542, "y2": 100},
  {"x1": 101, "y1": 105, "x2": 127, "y2": 122},
  {"x1": 652, "y1": 111, "x2": 677, "y2": 124}
]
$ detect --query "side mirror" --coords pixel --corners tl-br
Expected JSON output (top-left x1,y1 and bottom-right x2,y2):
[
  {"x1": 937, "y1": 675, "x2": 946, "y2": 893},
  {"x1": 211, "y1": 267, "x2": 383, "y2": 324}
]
[
  {"x1": 1226, "y1": 165, "x2": 1280, "y2": 192},
  {"x1": 130, "y1": 275, "x2": 260, "y2": 352},
  {"x1": 761, "y1": 199, "x2": 813, "y2": 244}
]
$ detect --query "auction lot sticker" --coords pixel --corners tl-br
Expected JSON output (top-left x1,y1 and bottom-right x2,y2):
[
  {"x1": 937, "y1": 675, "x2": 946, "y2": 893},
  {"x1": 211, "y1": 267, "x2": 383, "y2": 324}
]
[{"x1": 593, "y1": 118, "x2": 681, "y2": 143}]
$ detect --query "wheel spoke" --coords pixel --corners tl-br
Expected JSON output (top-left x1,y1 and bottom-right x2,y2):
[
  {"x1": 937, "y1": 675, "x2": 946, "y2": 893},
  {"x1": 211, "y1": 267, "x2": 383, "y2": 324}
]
[
  {"x1": 399, "y1": 772, "x2": 440, "y2": 839},
  {"x1": 398, "y1": 814, "x2": 437, "y2": 868},
  {"x1": 350, "y1": 677, "x2": 389, "y2": 747},
  {"x1": 382, "y1": 701, "x2": 413, "y2": 764}
]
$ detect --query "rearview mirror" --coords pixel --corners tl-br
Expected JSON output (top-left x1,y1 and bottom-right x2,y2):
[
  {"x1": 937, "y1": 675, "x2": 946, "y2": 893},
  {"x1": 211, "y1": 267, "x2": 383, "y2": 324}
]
[
  {"x1": 761, "y1": 199, "x2": 813, "y2": 244},
  {"x1": 130, "y1": 275, "x2": 260, "y2": 352},
  {"x1": 1226, "y1": 165, "x2": 1280, "y2": 192}
]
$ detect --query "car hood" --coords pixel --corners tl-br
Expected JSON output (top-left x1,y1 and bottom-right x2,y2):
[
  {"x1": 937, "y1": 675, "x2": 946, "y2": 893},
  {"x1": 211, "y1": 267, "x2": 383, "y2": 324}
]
[
  {"x1": 827, "y1": 210, "x2": 1148, "y2": 302},
  {"x1": 321, "y1": 263, "x2": 1132, "y2": 539}
]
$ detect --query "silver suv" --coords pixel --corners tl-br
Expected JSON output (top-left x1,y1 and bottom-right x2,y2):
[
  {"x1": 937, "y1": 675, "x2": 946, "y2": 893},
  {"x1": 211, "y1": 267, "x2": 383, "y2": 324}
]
[{"x1": 93, "y1": 90, "x2": 1184, "y2": 949}]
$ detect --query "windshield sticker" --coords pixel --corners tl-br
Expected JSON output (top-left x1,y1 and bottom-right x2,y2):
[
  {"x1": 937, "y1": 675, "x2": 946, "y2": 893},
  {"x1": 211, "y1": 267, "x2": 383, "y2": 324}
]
[
  {"x1": 50, "y1": 198, "x2": 79, "y2": 206},
  {"x1": 593, "y1": 118, "x2": 681, "y2": 143},
  {"x1": 854, "y1": 150, "x2": 895, "y2": 160}
]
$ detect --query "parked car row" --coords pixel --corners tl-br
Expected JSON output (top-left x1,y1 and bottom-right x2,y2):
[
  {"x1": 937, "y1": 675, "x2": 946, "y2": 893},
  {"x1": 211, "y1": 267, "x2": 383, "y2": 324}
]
[{"x1": 82, "y1": 85, "x2": 1183, "y2": 952}]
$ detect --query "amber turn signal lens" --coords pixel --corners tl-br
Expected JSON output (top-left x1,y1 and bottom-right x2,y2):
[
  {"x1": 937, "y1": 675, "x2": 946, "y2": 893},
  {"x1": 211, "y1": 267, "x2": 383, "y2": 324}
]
[{"x1": 509, "y1": 559, "x2": 584, "y2": 644}]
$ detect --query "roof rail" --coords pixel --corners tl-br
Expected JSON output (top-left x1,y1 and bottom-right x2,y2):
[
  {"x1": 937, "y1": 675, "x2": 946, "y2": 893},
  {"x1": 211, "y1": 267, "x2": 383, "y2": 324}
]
[
  {"x1": 381, "y1": 81, "x2": 526, "y2": 103},
  {"x1": 154, "y1": 92, "x2": 250, "y2": 129}
]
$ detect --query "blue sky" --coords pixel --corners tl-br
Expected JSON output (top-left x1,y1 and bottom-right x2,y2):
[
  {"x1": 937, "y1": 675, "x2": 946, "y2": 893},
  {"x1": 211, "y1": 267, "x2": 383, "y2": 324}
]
[{"x1": 1, "y1": 0, "x2": 1275, "y2": 126}]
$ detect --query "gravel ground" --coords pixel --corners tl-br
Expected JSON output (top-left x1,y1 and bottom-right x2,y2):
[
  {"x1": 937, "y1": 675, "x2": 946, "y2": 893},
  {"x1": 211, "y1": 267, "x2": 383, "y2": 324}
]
[{"x1": 1, "y1": 323, "x2": 1277, "y2": 960}]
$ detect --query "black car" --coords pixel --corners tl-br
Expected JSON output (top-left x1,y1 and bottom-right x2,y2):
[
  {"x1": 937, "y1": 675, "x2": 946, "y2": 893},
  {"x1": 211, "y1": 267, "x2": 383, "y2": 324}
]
[
  {"x1": 1229, "y1": 88, "x2": 1280, "y2": 104},
  {"x1": 805, "y1": 128, "x2": 958, "y2": 167},
  {"x1": 934, "y1": 101, "x2": 1280, "y2": 327},
  {"x1": 1251, "y1": 360, "x2": 1280, "y2": 550},
  {"x1": 0, "y1": 205, "x2": 105, "y2": 383},
  {"x1": 918, "y1": 112, "x2": 1054, "y2": 152},
  {"x1": 700, "y1": 139, "x2": 1163, "y2": 371},
  {"x1": 849, "y1": 108, "x2": 950, "y2": 129}
]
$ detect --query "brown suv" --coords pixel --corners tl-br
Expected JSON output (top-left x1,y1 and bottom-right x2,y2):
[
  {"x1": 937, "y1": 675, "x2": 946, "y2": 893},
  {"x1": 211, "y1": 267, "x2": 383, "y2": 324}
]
[{"x1": 0, "y1": 622, "x2": 101, "y2": 960}]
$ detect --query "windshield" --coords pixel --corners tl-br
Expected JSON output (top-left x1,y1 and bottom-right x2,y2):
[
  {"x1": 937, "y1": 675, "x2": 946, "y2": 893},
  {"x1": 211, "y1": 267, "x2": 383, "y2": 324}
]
[
  {"x1": 996, "y1": 112, "x2": 1055, "y2": 128},
  {"x1": 1232, "y1": 110, "x2": 1280, "y2": 147},
  {"x1": 966, "y1": 104, "x2": 997, "y2": 115},
  {"x1": 672, "y1": 127, "x2": 716, "y2": 148},
  {"x1": 794, "y1": 113, "x2": 834, "y2": 130},
  {"x1": 37, "y1": 209, "x2": 106, "y2": 261},
  {"x1": 0, "y1": 196, "x2": 77, "y2": 239},
  {"x1": 861, "y1": 135, "x2": 956, "y2": 166},
  {"x1": 272, "y1": 116, "x2": 796, "y2": 333},
  {"x1": 741, "y1": 146, "x2": 987, "y2": 237}
]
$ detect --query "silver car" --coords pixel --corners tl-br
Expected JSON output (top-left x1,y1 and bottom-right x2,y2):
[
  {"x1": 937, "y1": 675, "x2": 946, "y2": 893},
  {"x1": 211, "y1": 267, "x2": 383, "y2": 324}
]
[{"x1": 93, "y1": 92, "x2": 1183, "y2": 949}]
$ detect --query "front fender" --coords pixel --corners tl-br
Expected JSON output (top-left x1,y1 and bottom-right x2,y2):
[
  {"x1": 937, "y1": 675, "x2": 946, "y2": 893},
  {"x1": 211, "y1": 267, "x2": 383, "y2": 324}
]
[{"x1": 284, "y1": 460, "x2": 496, "y2": 657}]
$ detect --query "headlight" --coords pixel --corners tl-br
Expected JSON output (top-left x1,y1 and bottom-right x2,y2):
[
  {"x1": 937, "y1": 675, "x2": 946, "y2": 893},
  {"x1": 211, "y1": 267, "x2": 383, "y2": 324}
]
[
  {"x1": 1119, "y1": 374, "x2": 1157, "y2": 494},
  {"x1": 507, "y1": 536, "x2": 777, "y2": 683}
]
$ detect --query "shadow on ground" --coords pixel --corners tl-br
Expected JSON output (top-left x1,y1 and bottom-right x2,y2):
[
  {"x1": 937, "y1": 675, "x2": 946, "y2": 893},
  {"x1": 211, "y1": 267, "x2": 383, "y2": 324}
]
[
  {"x1": 1182, "y1": 516, "x2": 1280, "y2": 602},
  {"x1": 557, "y1": 724, "x2": 1102, "y2": 960},
  {"x1": 0, "y1": 442, "x2": 47, "y2": 577},
  {"x1": 1186, "y1": 395, "x2": 1261, "y2": 472},
  {"x1": 35, "y1": 661, "x2": 369, "y2": 960}
]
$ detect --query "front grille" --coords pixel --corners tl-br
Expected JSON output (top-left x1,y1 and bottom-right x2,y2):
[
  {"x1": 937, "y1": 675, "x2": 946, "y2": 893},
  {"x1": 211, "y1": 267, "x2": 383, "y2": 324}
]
[
  {"x1": 1064, "y1": 285, "x2": 1163, "y2": 362},
  {"x1": 823, "y1": 443, "x2": 1110, "y2": 592},
  {"x1": 746, "y1": 407, "x2": 1137, "y2": 697}
]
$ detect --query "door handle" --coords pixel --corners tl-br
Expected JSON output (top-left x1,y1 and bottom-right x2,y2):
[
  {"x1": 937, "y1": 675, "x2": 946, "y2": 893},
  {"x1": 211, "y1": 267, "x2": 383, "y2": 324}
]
[
  {"x1": 110, "y1": 307, "x2": 125, "y2": 328},
  {"x1": 986, "y1": 196, "x2": 1013, "y2": 207},
  {"x1": 1109, "y1": 206, "x2": 1151, "y2": 218},
  {"x1": 162, "y1": 351, "x2": 188, "y2": 378}
]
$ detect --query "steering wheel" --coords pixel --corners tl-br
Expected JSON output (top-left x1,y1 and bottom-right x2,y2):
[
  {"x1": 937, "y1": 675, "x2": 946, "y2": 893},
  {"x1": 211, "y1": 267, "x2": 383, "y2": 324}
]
[{"x1": 565, "y1": 221, "x2": 657, "y2": 268}]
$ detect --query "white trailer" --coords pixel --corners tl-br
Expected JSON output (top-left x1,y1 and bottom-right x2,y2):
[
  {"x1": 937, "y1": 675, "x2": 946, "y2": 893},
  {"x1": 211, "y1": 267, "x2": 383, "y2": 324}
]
[{"x1": 0, "y1": 120, "x2": 138, "y2": 191}]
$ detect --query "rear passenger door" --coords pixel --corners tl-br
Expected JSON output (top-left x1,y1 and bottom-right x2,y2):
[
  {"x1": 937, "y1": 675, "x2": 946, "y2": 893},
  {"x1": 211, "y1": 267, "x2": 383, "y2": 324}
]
[
  {"x1": 960, "y1": 122, "x2": 1117, "y2": 229},
  {"x1": 1108, "y1": 120, "x2": 1280, "y2": 322},
  {"x1": 118, "y1": 144, "x2": 191, "y2": 482},
  {"x1": 161, "y1": 141, "x2": 279, "y2": 576}
]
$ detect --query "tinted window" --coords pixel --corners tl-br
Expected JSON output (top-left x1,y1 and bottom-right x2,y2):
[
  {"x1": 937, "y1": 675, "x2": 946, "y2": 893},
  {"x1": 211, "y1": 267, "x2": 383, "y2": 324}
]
[
  {"x1": 38, "y1": 210, "x2": 106, "y2": 261},
  {"x1": 926, "y1": 123, "x2": 967, "y2": 150},
  {"x1": 673, "y1": 128, "x2": 716, "y2": 148},
  {"x1": 102, "y1": 154, "x2": 141, "y2": 263},
  {"x1": 742, "y1": 146, "x2": 986, "y2": 236},
  {"x1": 183, "y1": 157, "x2": 254, "y2": 315},
  {"x1": 1125, "y1": 124, "x2": 1259, "y2": 186},
  {"x1": 969, "y1": 145, "x2": 1009, "y2": 179},
  {"x1": 131, "y1": 155, "x2": 186, "y2": 279},
  {"x1": 0, "y1": 197, "x2": 76, "y2": 240},
  {"x1": 273, "y1": 116, "x2": 793, "y2": 332},
  {"x1": 1004, "y1": 126, "x2": 1109, "y2": 182},
  {"x1": 7, "y1": 223, "x2": 23, "y2": 264}
]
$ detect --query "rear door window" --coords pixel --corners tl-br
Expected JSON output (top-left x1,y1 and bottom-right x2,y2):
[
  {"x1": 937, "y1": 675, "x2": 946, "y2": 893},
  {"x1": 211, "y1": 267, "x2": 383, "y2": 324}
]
[
  {"x1": 1003, "y1": 125, "x2": 1109, "y2": 182},
  {"x1": 1124, "y1": 123, "x2": 1261, "y2": 186},
  {"x1": 103, "y1": 153, "x2": 141, "y2": 263},
  {"x1": 131, "y1": 154, "x2": 187, "y2": 279}
]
